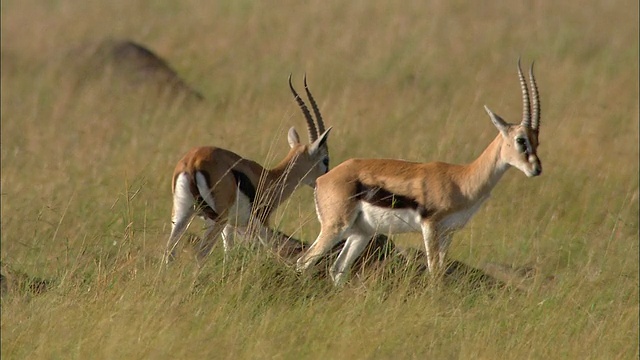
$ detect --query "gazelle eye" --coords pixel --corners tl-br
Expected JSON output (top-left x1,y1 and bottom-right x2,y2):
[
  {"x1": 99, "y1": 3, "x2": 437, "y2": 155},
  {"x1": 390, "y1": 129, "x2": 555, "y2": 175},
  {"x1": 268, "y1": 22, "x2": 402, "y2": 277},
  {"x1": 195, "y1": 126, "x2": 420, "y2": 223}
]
[{"x1": 515, "y1": 138, "x2": 527, "y2": 152}]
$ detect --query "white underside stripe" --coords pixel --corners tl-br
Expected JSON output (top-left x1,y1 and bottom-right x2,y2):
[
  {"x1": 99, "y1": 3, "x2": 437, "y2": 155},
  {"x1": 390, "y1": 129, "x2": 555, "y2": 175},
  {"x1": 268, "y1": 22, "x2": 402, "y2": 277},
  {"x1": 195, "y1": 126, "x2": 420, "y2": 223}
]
[
  {"x1": 354, "y1": 197, "x2": 487, "y2": 236},
  {"x1": 195, "y1": 171, "x2": 217, "y2": 214},
  {"x1": 356, "y1": 202, "x2": 422, "y2": 235}
]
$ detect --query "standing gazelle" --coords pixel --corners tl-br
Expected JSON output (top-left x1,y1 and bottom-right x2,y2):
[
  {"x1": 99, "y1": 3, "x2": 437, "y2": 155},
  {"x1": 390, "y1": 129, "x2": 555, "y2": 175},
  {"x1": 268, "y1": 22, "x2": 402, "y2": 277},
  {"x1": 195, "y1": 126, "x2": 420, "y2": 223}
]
[
  {"x1": 297, "y1": 60, "x2": 542, "y2": 285},
  {"x1": 165, "y1": 75, "x2": 331, "y2": 263}
]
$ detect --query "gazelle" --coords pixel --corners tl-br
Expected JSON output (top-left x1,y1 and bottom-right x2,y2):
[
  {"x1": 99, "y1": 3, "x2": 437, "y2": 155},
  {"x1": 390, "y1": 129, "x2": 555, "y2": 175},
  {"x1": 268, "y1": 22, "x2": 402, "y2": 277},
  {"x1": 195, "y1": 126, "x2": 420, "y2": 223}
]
[
  {"x1": 165, "y1": 75, "x2": 331, "y2": 263},
  {"x1": 297, "y1": 60, "x2": 542, "y2": 285}
]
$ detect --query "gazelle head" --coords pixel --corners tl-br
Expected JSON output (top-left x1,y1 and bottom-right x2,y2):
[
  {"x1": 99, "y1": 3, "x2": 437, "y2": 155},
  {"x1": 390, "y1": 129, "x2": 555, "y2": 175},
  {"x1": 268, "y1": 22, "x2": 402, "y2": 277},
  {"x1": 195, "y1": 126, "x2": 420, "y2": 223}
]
[
  {"x1": 484, "y1": 59, "x2": 542, "y2": 177},
  {"x1": 286, "y1": 74, "x2": 332, "y2": 187}
]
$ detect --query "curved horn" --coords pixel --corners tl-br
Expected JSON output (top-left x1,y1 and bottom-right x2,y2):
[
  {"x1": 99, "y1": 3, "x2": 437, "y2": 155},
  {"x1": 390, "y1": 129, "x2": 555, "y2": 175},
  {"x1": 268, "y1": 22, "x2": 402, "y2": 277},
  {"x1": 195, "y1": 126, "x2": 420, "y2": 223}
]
[
  {"x1": 289, "y1": 74, "x2": 318, "y2": 141},
  {"x1": 303, "y1": 74, "x2": 326, "y2": 134},
  {"x1": 517, "y1": 58, "x2": 532, "y2": 128},
  {"x1": 529, "y1": 62, "x2": 540, "y2": 132}
]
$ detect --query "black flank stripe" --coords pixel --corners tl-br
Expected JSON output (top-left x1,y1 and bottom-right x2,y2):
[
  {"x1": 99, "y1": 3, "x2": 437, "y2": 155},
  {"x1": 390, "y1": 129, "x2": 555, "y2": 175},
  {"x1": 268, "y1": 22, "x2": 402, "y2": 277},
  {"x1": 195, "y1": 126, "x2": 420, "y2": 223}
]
[
  {"x1": 356, "y1": 182, "x2": 434, "y2": 219},
  {"x1": 231, "y1": 170, "x2": 256, "y2": 204}
]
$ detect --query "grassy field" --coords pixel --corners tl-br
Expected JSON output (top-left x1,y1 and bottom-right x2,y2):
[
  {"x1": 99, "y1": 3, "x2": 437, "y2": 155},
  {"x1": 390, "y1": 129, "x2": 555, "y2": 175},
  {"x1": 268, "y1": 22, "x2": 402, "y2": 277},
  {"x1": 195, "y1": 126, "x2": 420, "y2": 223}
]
[{"x1": 1, "y1": 0, "x2": 638, "y2": 358}]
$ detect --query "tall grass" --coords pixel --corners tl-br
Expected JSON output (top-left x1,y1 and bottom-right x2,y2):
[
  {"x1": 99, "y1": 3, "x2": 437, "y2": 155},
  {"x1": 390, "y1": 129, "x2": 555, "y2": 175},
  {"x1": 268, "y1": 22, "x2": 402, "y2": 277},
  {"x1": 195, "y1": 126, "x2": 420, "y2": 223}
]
[{"x1": 2, "y1": 0, "x2": 638, "y2": 358}]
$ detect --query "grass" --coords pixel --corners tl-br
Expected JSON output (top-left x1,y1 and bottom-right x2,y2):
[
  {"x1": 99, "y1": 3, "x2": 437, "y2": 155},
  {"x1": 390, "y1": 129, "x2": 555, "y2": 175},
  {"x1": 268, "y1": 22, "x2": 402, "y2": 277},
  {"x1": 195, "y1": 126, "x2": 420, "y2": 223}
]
[{"x1": 1, "y1": 0, "x2": 638, "y2": 358}]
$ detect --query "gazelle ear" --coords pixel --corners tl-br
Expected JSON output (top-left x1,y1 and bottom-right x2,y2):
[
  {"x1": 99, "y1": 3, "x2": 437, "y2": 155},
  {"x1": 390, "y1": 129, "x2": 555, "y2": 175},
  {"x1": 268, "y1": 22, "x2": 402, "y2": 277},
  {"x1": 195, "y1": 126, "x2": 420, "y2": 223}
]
[
  {"x1": 308, "y1": 127, "x2": 332, "y2": 155},
  {"x1": 484, "y1": 105, "x2": 509, "y2": 136},
  {"x1": 288, "y1": 127, "x2": 301, "y2": 148}
]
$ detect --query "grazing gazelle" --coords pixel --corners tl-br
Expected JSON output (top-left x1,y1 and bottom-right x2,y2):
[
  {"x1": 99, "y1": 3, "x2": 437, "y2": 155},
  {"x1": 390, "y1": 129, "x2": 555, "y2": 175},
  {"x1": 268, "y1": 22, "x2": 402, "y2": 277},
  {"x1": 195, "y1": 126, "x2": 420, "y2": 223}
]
[
  {"x1": 297, "y1": 60, "x2": 542, "y2": 285},
  {"x1": 165, "y1": 75, "x2": 331, "y2": 263}
]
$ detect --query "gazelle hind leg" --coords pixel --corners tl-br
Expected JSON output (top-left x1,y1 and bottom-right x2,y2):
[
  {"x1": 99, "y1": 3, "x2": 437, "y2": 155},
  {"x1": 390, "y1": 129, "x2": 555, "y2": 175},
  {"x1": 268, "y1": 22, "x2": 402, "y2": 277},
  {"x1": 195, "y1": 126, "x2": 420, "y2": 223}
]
[
  {"x1": 298, "y1": 183, "x2": 361, "y2": 273},
  {"x1": 196, "y1": 218, "x2": 226, "y2": 263},
  {"x1": 165, "y1": 173, "x2": 195, "y2": 263},
  {"x1": 296, "y1": 230, "x2": 343, "y2": 272},
  {"x1": 296, "y1": 211, "x2": 359, "y2": 272},
  {"x1": 330, "y1": 232, "x2": 372, "y2": 286}
]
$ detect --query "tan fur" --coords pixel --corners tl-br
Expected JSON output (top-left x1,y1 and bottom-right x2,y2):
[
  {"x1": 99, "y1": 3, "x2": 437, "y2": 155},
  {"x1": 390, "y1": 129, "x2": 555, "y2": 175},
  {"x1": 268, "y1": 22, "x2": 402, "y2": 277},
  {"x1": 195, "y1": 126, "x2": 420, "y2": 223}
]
[
  {"x1": 171, "y1": 144, "x2": 327, "y2": 222},
  {"x1": 297, "y1": 61, "x2": 542, "y2": 285},
  {"x1": 165, "y1": 76, "x2": 331, "y2": 263}
]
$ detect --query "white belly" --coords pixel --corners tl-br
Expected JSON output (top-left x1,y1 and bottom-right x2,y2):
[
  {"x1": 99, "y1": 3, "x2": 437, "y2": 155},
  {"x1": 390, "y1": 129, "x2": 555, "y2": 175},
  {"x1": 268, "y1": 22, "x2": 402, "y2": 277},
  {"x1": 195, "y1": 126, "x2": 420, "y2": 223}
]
[
  {"x1": 356, "y1": 202, "x2": 423, "y2": 235},
  {"x1": 225, "y1": 191, "x2": 252, "y2": 227},
  {"x1": 354, "y1": 196, "x2": 488, "y2": 235}
]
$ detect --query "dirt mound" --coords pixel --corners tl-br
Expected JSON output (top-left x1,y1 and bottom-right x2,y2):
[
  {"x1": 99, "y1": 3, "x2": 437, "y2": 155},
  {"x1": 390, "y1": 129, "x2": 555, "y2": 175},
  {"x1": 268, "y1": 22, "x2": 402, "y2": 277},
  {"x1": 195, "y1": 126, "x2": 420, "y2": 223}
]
[
  {"x1": 276, "y1": 234, "x2": 554, "y2": 291},
  {"x1": 67, "y1": 38, "x2": 204, "y2": 102}
]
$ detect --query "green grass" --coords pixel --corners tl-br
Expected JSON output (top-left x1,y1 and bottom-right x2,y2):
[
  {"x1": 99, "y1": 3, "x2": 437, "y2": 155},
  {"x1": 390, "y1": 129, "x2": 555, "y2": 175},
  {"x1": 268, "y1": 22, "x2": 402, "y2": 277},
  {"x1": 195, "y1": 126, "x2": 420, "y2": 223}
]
[{"x1": 2, "y1": 0, "x2": 638, "y2": 358}]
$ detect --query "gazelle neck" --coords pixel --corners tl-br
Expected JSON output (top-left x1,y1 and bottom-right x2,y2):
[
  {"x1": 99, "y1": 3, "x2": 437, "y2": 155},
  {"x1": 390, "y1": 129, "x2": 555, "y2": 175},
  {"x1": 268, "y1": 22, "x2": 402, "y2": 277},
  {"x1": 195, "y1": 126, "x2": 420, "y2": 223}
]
[
  {"x1": 261, "y1": 150, "x2": 305, "y2": 211},
  {"x1": 457, "y1": 134, "x2": 510, "y2": 201}
]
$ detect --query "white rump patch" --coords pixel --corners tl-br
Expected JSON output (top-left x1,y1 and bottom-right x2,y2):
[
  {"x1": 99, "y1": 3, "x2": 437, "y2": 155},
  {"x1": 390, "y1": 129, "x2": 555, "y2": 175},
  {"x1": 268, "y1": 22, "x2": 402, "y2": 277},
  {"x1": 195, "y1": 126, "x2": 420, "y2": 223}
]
[{"x1": 173, "y1": 172, "x2": 195, "y2": 222}]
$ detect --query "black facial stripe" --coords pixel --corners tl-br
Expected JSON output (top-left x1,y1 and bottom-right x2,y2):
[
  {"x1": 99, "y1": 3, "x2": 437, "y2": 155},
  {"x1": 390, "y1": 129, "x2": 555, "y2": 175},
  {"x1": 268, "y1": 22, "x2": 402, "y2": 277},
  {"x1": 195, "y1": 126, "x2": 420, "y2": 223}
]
[
  {"x1": 355, "y1": 182, "x2": 434, "y2": 218},
  {"x1": 231, "y1": 170, "x2": 256, "y2": 204}
]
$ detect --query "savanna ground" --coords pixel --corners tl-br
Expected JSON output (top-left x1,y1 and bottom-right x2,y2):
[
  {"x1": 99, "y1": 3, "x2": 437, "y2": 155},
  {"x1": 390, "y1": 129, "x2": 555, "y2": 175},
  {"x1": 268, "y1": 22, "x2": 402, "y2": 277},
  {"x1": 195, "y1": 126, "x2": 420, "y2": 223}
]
[{"x1": 1, "y1": 0, "x2": 638, "y2": 358}]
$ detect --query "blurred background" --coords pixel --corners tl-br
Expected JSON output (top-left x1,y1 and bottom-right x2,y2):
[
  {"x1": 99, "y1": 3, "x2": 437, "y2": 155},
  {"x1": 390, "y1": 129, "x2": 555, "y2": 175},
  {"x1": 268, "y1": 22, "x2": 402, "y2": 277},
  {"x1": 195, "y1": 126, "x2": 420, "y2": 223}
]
[{"x1": 1, "y1": 0, "x2": 638, "y2": 358}]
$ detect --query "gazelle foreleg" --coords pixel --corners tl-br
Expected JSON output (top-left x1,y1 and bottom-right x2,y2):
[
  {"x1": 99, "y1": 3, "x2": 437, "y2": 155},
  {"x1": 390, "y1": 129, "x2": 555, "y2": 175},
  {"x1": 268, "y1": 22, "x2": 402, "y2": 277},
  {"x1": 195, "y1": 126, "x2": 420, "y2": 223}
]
[
  {"x1": 224, "y1": 219, "x2": 278, "y2": 249},
  {"x1": 421, "y1": 220, "x2": 442, "y2": 276},
  {"x1": 221, "y1": 223, "x2": 305, "y2": 259},
  {"x1": 220, "y1": 220, "x2": 292, "y2": 249}
]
